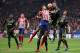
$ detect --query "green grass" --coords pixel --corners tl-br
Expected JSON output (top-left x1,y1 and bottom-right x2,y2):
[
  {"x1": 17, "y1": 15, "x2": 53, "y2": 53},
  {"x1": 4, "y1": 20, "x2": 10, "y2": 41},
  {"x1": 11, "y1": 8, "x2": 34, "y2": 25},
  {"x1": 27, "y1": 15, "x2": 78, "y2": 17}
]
[{"x1": 0, "y1": 38, "x2": 80, "y2": 53}]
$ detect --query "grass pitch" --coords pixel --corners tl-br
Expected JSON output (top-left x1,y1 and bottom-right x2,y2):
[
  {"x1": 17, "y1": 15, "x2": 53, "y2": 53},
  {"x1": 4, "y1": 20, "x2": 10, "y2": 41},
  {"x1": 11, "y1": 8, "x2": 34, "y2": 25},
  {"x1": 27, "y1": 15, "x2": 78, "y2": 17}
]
[{"x1": 0, "y1": 38, "x2": 80, "y2": 53}]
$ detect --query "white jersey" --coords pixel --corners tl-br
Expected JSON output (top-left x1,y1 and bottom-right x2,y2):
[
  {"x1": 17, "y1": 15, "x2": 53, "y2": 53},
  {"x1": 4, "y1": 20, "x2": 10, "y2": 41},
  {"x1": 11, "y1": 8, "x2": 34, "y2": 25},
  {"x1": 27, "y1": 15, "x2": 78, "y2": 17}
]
[
  {"x1": 41, "y1": 10, "x2": 50, "y2": 21},
  {"x1": 18, "y1": 18, "x2": 26, "y2": 28}
]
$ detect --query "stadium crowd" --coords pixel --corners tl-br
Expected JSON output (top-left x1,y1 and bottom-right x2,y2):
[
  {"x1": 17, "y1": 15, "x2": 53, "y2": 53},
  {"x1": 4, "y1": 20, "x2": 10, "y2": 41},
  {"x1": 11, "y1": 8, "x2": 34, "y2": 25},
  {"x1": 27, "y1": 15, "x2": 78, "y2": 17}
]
[{"x1": 0, "y1": 0, "x2": 80, "y2": 33}]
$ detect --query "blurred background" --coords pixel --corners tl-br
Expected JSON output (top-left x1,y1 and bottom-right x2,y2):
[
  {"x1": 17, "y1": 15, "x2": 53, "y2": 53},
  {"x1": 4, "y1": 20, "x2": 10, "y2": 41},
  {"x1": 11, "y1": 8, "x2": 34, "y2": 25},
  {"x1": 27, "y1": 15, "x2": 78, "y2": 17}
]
[{"x1": 0, "y1": 0, "x2": 80, "y2": 38}]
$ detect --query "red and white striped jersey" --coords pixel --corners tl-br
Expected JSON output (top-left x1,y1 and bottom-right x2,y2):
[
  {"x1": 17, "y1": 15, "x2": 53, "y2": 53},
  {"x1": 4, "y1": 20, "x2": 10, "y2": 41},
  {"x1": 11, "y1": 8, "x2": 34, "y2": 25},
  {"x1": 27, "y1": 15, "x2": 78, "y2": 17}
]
[
  {"x1": 41, "y1": 10, "x2": 50, "y2": 21},
  {"x1": 18, "y1": 17, "x2": 26, "y2": 28}
]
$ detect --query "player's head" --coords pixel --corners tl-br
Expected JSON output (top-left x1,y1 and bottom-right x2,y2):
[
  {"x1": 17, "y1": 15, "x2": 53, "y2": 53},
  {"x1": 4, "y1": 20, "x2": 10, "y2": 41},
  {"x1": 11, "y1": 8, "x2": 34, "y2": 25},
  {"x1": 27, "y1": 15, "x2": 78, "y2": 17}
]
[
  {"x1": 20, "y1": 13, "x2": 25, "y2": 18},
  {"x1": 52, "y1": 2, "x2": 57, "y2": 8},
  {"x1": 47, "y1": 3, "x2": 53, "y2": 10},
  {"x1": 9, "y1": 14, "x2": 13, "y2": 17},
  {"x1": 47, "y1": 3, "x2": 53, "y2": 8},
  {"x1": 42, "y1": 5, "x2": 47, "y2": 10},
  {"x1": 9, "y1": 14, "x2": 13, "y2": 20}
]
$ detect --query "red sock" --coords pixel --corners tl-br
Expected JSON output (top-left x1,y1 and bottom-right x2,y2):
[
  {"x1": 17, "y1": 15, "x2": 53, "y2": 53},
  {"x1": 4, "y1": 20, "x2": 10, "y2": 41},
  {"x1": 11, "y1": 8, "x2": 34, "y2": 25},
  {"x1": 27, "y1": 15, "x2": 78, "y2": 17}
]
[
  {"x1": 40, "y1": 36, "x2": 47, "y2": 48},
  {"x1": 19, "y1": 35, "x2": 22, "y2": 42},
  {"x1": 21, "y1": 36, "x2": 24, "y2": 42}
]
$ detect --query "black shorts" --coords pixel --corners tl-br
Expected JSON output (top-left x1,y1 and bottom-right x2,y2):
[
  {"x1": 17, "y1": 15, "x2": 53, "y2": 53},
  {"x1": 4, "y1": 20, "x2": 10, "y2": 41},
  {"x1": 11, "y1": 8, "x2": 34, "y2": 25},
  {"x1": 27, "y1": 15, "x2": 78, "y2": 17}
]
[{"x1": 7, "y1": 31, "x2": 15, "y2": 38}]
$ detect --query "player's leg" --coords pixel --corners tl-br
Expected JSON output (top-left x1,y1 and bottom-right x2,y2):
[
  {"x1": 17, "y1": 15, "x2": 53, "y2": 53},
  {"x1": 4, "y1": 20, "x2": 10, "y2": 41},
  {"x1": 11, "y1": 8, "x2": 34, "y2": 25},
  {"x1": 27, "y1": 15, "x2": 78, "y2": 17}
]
[
  {"x1": 40, "y1": 21, "x2": 49, "y2": 51},
  {"x1": 29, "y1": 28, "x2": 40, "y2": 43},
  {"x1": 62, "y1": 29, "x2": 68, "y2": 51},
  {"x1": 18, "y1": 28, "x2": 24, "y2": 46},
  {"x1": 36, "y1": 29, "x2": 44, "y2": 52},
  {"x1": 40, "y1": 31, "x2": 48, "y2": 50},
  {"x1": 53, "y1": 28, "x2": 56, "y2": 41},
  {"x1": 21, "y1": 28, "x2": 24, "y2": 43},
  {"x1": 44, "y1": 31, "x2": 48, "y2": 52},
  {"x1": 40, "y1": 29, "x2": 49, "y2": 52},
  {"x1": 19, "y1": 28, "x2": 21, "y2": 45},
  {"x1": 56, "y1": 28, "x2": 62, "y2": 51},
  {"x1": 56, "y1": 39, "x2": 62, "y2": 50},
  {"x1": 36, "y1": 38, "x2": 41, "y2": 52},
  {"x1": 62, "y1": 39, "x2": 68, "y2": 51},
  {"x1": 8, "y1": 32, "x2": 11, "y2": 48},
  {"x1": 12, "y1": 32, "x2": 19, "y2": 49},
  {"x1": 48, "y1": 23, "x2": 52, "y2": 40},
  {"x1": 40, "y1": 23, "x2": 49, "y2": 48},
  {"x1": 52, "y1": 23, "x2": 57, "y2": 42}
]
